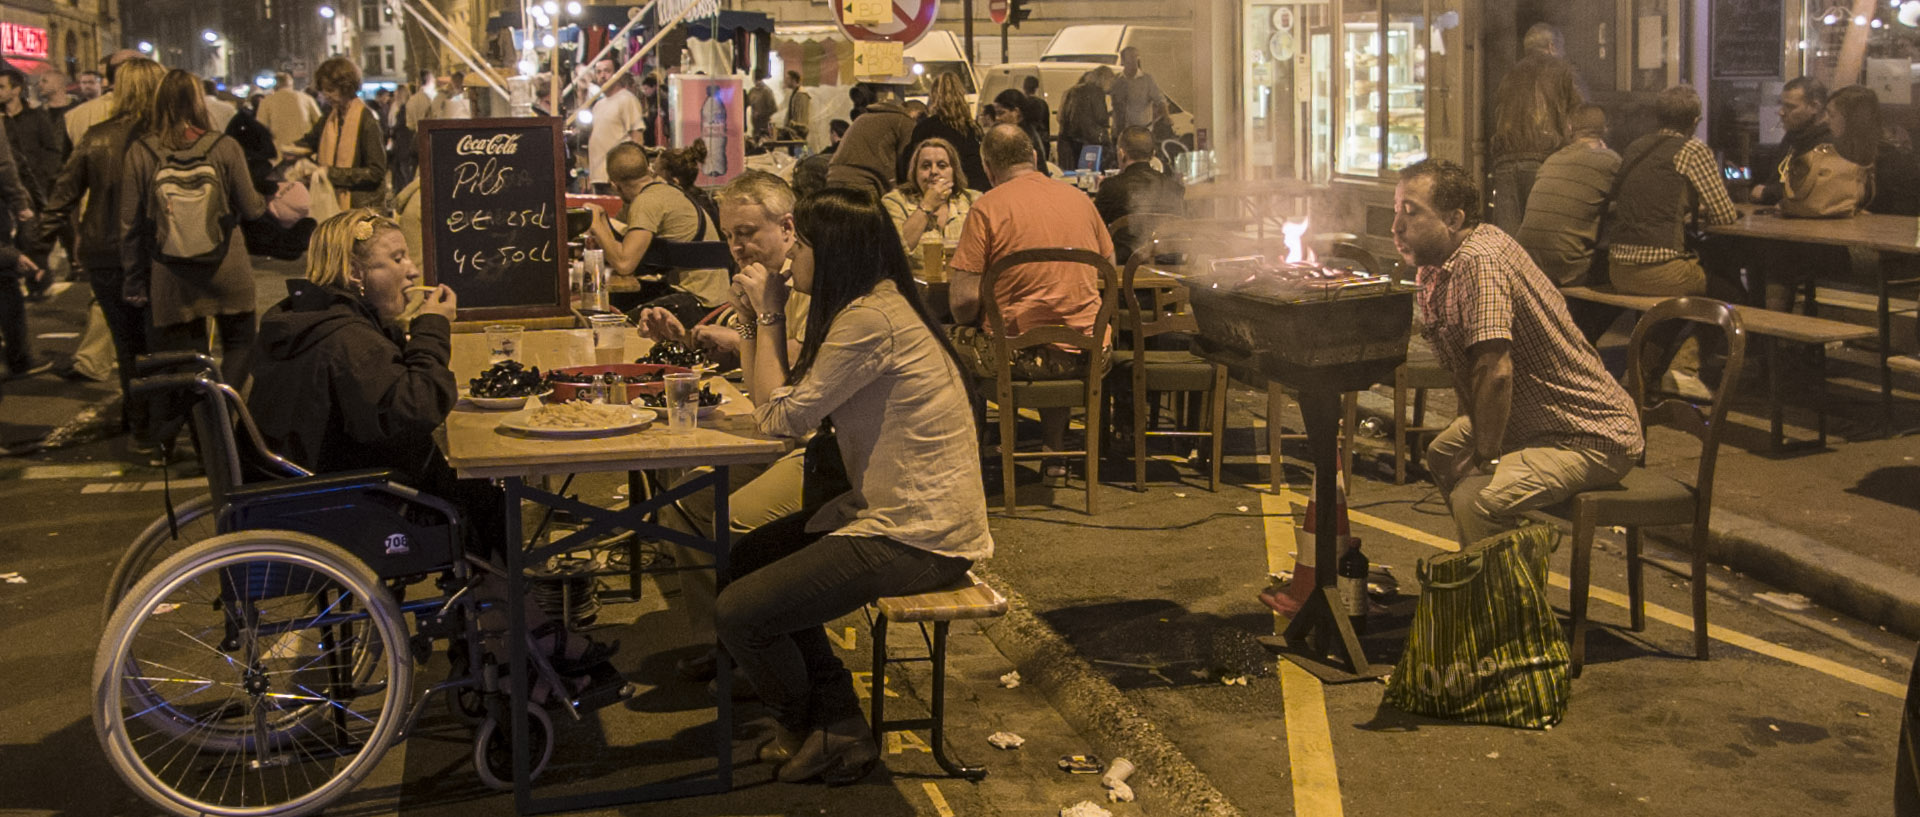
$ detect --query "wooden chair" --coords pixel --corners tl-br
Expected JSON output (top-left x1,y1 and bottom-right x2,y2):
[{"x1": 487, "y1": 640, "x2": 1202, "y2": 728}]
[
  {"x1": 981, "y1": 248, "x2": 1119, "y2": 514},
  {"x1": 1546, "y1": 297, "x2": 1746, "y2": 677},
  {"x1": 868, "y1": 573, "x2": 1009, "y2": 780},
  {"x1": 1392, "y1": 338, "x2": 1454, "y2": 484},
  {"x1": 1113, "y1": 243, "x2": 1229, "y2": 491}
]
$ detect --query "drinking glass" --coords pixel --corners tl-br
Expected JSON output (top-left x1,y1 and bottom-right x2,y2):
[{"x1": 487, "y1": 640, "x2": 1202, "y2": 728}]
[
  {"x1": 588, "y1": 313, "x2": 627, "y2": 365},
  {"x1": 484, "y1": 324, "x2": 524, "y2": 364},
  {"x1": 664, "y1": 372, "x2": 700, "y2": 433}
]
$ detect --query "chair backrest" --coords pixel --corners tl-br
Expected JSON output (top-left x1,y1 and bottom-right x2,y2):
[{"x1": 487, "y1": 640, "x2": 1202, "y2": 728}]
[
  {"x1": 1120, "y1": 240, "x2": 1199, "y2": 343},
  {"x1": 980, "y1": 247, "x2": 1119, "y2": 361},
  {"x1": 1623, "y1": 297, "x2": 1746, "y2": 509}
]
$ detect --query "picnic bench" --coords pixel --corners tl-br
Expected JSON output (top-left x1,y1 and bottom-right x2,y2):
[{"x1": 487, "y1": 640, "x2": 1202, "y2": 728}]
[{"x1": 1560, "y1": 286, "x2": 1875, "y2": 452}]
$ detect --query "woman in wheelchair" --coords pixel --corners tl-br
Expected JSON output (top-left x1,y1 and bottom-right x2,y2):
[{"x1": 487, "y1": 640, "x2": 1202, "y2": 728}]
[
  {"x1": 247, "y1": 209, "x2": 618, "y2": 688},
  {"x1": 717, "y1": 188, "x2": 992, "y2": 784}
]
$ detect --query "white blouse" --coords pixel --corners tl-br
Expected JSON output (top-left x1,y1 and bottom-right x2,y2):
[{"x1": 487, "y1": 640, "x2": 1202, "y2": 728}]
[{"x1": 753, "y1": 279, "x2": 992, "y2": 562}]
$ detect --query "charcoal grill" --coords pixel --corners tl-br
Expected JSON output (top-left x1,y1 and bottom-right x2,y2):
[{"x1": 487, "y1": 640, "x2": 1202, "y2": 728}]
[{"x1": 1186, "y1": 260, "x2": 1415, "y2": 682}]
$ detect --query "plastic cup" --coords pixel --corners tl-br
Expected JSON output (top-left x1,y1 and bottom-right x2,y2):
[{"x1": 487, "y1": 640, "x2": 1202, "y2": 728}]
[
  {"x1": 484, "y1": 324, "x2": 524, "y2": 364},
  {"x1": 664, "y1": 372, "x2": 700, "y2": 433},
  {"x1": 588, "y1": 313, "x2": 627, "y2": 365}
]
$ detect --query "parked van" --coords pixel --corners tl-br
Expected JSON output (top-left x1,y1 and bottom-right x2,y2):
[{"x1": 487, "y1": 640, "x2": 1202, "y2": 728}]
[
  {"x1": 979, "y1": 25, "x2": 1193, "y2": 137},
  {"x1": 1041, "y1": 24, "x2": 1191, "y2": 104}
]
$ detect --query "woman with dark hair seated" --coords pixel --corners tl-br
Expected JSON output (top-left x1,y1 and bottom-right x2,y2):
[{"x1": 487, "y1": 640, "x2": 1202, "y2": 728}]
[{"x1": 716, "y1": 188, "x2": 991, "y2": 784}]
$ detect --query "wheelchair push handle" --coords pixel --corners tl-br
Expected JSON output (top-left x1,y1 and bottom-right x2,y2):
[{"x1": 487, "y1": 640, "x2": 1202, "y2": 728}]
[
  {"x1": 132, "y1": 351, "x2": 219, "y2": 377},
  {"x1": 127, "y1": 372, "x2": 206, "y2": 399}
]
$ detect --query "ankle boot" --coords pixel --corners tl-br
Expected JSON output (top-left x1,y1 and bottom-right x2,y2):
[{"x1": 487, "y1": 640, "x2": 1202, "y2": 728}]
[{"x1": 777, "y1": 715, "x2": 879, "y2": 785}]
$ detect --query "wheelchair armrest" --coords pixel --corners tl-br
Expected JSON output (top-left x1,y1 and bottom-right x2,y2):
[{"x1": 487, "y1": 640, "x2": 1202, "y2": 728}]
[{"x1": 224, "y1": 469, "x2": 462, "y2": 527}]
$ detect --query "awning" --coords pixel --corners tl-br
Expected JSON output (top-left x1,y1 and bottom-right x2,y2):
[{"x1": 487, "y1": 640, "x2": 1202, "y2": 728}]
[{"x1": 646, "y1": 8, "x2": 772, "y2": 39}]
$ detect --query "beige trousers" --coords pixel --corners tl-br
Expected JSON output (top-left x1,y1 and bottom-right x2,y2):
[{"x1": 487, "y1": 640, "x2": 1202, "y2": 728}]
[
  {"x1": 656, "y1": 447, "x2": 807, "y2": 643},
  {"x1": 1426, "y1": 416, "x2": 1634, "y2": 547}
]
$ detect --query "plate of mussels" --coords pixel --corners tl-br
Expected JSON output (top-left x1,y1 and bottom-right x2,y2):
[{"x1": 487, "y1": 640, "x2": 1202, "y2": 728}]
[
  {"x1": 639, "y1": 339, "x2": 717, "y2": 372},
  {"x1": 463, "y1": 360, "x2": 552, "y2": 410}
]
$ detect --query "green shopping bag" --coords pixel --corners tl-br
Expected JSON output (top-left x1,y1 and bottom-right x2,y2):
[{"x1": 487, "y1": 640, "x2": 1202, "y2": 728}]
[{"x1": 1383, "y1": 524, "x2": 1570, "y2": 729}]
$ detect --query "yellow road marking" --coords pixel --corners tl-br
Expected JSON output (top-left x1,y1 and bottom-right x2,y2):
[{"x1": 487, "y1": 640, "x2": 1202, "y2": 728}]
[
  {"x1": 922, "y1": 782, "x2": 956, "y2": 817},
  {"x1": 1279, "y1": 661, "x2": 1346, "y2": 817},
  {"x1": 1261, "y1": 488, "x2": 1906, "y2": 699},
  {"x1": 1263, "y1": 492, "x2": 1344, "y2": 817}
]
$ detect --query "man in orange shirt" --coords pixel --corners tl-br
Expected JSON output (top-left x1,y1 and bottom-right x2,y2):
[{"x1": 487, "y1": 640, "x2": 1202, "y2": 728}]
[{"x1": 948, "y1": 123, "x2": 1114, "y2": 473}]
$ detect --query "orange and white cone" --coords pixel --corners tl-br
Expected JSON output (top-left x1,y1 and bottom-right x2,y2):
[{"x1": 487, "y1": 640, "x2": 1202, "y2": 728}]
[{"x1": 1261, "y1": 471, "x2": 1352, "y2": 616}]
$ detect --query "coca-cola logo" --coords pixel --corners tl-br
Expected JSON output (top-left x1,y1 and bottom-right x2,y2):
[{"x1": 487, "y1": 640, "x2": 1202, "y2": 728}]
[{"x1": 455, "y1": 134, "x2": 522, "y2": 156}]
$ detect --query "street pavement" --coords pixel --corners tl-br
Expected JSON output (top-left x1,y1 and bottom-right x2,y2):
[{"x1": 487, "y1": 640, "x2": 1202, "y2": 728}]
[{"x1": 0, "y1": 268, "x2": 1915, "y2": 815}]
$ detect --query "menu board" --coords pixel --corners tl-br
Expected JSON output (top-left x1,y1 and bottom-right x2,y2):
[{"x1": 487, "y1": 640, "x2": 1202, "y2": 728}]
[
  {"x1": 418, "y1": 117, "x2": 570, "y2": 320},
  {"x1": 1711, "y1": 0, "x2": 1782, "y2": 80}
]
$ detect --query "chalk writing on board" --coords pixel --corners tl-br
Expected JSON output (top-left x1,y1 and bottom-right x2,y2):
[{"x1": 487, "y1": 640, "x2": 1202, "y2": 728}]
[
  {"x1": 419, "y1": 117, "x2": 569, "y2": 319},
  {"x1": 1711, "y1": 0, "x2": 1782, "y2": 80}
]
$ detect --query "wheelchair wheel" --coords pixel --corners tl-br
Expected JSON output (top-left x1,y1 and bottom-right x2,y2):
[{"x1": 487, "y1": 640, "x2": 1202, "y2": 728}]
[
  {"x1": 104, "y1": 494, "x2": 219, "y2": 625},
  {"x1": 94, "y1": 530, "x2": 411, "y2": 817},
  {"x1": 472, "y1": 702, "x2": 553, "y2": 791}
]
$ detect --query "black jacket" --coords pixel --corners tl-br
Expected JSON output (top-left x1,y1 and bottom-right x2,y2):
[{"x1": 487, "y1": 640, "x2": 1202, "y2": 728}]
[
  {"x1": 39, "y1": 114, "x2": 136, "y2": 272},
  {"x1": 249, "y1": 279, "x2": 456, "y2": 482},
  {"x1": 2, "y1": 106, "x2": 64, "y2": 203},
  {"x1": 1094, "y1": 161, "x2": 1185, "y2": 262}
]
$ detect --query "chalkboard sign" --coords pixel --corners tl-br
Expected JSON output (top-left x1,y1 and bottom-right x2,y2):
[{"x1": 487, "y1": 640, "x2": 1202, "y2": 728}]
[
  {"x1": 419, "y1": 117, "x2": 570, "y2": 320},
  {"x1": 1711, "y1": 0, "x2": 1783, "y2": 80}
]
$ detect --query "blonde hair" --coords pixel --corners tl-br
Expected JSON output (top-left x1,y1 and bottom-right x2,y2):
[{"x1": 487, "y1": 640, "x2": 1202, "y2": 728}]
[
  {"x1": 899, "y1": 137, "x2": 969, "y2": 197},
  {"x1": 109, "y1": 58, "x2": 163, "y2": 121},
  {"x1": 307, "y1": 209, "x2": 402, "y2": 291}
]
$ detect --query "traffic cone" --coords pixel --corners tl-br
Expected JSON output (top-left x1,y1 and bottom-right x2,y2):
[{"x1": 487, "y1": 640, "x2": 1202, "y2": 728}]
[{"x1": 1259, "y1": 472, "x2": 1355, "y2": 618}]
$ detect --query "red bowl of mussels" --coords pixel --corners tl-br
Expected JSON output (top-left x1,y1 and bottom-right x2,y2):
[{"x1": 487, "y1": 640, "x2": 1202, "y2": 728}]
[{"x1": 544, "y1": 363, "x2": 693, "y2": 403}]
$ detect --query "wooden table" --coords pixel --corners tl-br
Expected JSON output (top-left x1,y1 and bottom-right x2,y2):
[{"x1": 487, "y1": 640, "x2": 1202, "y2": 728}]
[
  {"x1": 440, "y1": 329, "x2": 788, "y2": 812},
  {"x1": 1704, "y1": 206, "x2": 1919, "y2": 432}
]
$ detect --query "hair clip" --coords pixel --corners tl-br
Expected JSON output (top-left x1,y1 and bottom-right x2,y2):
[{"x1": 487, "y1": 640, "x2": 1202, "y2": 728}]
[{"x1": 352, "y1": 218, "x2": 376, "y2": 241}]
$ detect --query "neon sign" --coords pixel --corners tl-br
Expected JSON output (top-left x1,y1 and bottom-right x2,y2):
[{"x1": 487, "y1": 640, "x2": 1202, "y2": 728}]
[{"x1": 0, "y1": 24, "x2": 48, "y2": 58}]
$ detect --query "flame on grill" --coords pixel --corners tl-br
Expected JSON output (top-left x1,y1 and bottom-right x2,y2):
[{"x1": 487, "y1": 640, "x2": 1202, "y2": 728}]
[{"x1": 1282, "y1": 217, "x2": 1316, "y2": 265}]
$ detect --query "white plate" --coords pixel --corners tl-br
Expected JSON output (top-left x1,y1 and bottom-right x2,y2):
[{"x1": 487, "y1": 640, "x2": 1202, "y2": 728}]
[
  {"x1": 461, "y1": 389, "x2": 553, "y2": 411},
  {"x1": 498, "y1": 404, "x2": 657, "y2": 437}
]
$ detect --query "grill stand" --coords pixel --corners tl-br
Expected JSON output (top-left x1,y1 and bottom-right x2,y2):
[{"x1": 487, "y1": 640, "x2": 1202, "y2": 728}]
[{"x1": 1185, "y1": 285, "x2": 1415, "y2": 685}]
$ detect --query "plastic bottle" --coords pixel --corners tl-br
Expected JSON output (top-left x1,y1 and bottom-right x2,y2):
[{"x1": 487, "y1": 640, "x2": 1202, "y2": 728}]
[
  {"x1": 701, "y1": 87, "x2": 728, "y2": 177},
  {"x1": 1337, "y1": 538, "x2": 1368, "y2": 634}
]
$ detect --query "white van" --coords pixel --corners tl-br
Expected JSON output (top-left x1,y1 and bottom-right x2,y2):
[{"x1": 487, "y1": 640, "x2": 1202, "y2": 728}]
[{"x1": 1041, "y1": 24, "x2": 1191, "y2": 102}]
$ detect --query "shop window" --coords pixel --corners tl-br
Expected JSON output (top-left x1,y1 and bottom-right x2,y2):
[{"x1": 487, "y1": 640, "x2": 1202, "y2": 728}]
[
  {"x1": 1326, "y1": 0, "x2": 1430, "y2": 177},
  {"x1": 1801, "y1": 0, "x2": 1919, "y2": 106}
]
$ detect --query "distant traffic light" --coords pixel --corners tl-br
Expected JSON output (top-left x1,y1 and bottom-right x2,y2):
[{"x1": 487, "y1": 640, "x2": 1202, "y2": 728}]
[{"x1": 1008, "y1": 0, "x2": 1031, "y2": 28}]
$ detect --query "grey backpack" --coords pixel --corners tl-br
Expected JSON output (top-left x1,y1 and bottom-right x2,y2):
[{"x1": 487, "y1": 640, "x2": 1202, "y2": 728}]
[{"x1": 143, "y1": 131, "x2": 234, "y2": 265}]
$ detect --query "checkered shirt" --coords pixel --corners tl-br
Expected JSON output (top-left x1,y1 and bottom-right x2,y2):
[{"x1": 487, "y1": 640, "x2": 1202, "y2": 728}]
[
  {"x1": 1418, "y1": 225, "x2": 1645, "y2": 460},
  {"x1": 1611, "y1": 131, "x2": 1740, "y2": 266}
]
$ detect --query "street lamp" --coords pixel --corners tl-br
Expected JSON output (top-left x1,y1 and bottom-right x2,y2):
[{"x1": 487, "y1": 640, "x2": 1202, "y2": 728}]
[
  {"x1": 318, "y1": 4, "x2": 335, "y2": 18},
  {"x1": 202, "y1": 30, "x2": 220, "y2": 43},
  {"x1": 136, "y1": 40, "x2": 153, "y2": 53}
]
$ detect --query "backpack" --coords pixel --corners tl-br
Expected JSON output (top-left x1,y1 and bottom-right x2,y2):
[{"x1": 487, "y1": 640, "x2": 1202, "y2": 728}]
[{"x1": 143, "y1": 131, "x2": 235, "y2": 266}]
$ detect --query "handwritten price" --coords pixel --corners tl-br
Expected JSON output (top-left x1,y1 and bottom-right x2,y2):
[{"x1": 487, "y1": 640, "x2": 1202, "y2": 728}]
[{"x1": 450, "y1": 241, "x2": 557, "y2": 276}]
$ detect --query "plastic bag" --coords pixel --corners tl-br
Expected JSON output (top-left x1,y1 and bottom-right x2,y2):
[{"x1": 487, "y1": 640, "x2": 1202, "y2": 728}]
[{"x1": 1383, "y1": 524, "x2": 1570, "y2": 729}]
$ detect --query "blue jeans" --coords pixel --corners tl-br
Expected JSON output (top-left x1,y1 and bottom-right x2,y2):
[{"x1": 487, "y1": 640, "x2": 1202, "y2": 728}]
[
  {"x1": 715, "y1": 510, "x2": 973, "y2": 734},
  {"x1": 1487, "y1": 158, "x2": 1542, "y2": 237}
]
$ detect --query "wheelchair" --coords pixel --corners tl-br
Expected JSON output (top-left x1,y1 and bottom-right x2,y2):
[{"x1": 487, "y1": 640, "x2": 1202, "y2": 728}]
[{"x1": 93, "y1": 352, "x2": 624, "y2": 817}]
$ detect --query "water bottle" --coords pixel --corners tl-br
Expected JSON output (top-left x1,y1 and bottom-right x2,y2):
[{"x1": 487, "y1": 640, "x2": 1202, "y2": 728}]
[
  {"x1": 1337, "y1": 538, "x2": 1369, "y2": 635},
  {"x1": 701, "y1": 87, "x2": 728, "y2": 177}
]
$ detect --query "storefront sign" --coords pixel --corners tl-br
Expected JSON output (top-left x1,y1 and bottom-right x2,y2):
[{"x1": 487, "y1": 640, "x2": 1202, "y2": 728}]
[
  {"x1": 0, "y1": 23, "x2": 48, "y2": 58},
  {"x1": 418, "y1": 117, "x2": 571, "y2": 319}
]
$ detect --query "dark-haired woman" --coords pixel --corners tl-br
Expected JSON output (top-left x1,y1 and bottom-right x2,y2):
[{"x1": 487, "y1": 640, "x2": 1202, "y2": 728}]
[{"x1": 716, "y1": 187, "x2": 991, "y2": 785}]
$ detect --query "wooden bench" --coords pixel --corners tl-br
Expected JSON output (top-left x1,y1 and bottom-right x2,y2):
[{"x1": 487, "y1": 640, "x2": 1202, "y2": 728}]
[
  {"x1": 869, "y1": 573, "x2": 1009, "y2": 781},
  {"x1": 1561, "y1": 286, "x2": 1877, "y2": 451}
]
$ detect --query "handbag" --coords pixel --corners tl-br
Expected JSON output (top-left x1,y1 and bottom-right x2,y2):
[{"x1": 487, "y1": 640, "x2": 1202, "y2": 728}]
[
  {"x1": 308, "y1": 170, "x2": 342, "y2": 223},
  {"x1": 1382, "y1": 523, "x2": 1571, "y2": 729},
  {"x1": 1779, "y1": 144, "x2": 1870, "y2": 219},
  {"x1": 801, "y1": 424, "x2": 852, "y2": 513}
]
